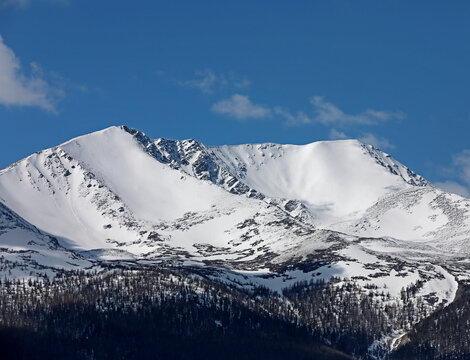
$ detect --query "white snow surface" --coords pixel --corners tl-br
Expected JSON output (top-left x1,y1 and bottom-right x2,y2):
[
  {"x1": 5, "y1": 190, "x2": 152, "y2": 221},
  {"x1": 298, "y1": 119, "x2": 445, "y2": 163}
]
[
  {"x1": 0, "y1": 125, "x2": 464, "y2": 310},
  {"x1": 211, "y1": 140, "x2": 426, "y2": 225},
  {"x1": 210, "y1": 140, "x2": 470, "y2": 249},
  {"x1": 0, "y1": 125, "x2": 467, "y2": 360},
  {"x1": 0, "y1": 126, "x2": 331, "y2": 264}
]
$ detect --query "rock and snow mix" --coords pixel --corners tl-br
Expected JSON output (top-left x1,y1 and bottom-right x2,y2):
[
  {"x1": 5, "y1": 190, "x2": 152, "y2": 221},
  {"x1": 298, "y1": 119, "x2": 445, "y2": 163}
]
[{"x1": 0, "y1": 125, "x2": 467, "y2": 351}]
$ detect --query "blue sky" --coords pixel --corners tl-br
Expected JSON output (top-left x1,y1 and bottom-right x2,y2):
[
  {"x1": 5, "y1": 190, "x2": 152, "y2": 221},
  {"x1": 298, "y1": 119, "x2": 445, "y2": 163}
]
[{"x1": 1, "y1": 0, "x2": 470, "y2": 196}]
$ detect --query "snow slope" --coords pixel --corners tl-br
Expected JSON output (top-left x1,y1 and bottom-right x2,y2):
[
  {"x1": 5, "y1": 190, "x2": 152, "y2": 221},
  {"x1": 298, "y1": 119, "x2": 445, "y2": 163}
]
[
  {"x1": 0, "y1": 126, "x2": 335, "y2": 265},
  {"x1": 209, "y1": 140, "x2": 470, "y2": 250},
  {"x1": 0, "y1": 125, "x2": 466, "y2": 357},
  {"x1": 211, "y1": 140, "x2": 427, "y2": 226},
  {"x1": 0, "y1": 201, "x2": 91, "y2": 278},
  {"x1": 333, "y1": 187, "x2": 470, "y2": 251},
  {"x1": 0, "y1": 125, "x2": 463, "y2": 310}
]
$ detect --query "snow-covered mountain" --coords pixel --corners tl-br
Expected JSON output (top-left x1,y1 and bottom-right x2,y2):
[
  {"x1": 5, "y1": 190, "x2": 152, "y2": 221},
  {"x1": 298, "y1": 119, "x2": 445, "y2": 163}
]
[
  {"x1": 0, "y1": 201, "x2": 91, "y2": 278},
  {"x1": 211, "y1": 139, "x2": 427, "y2": 224},
  {"x1": 1, "y1": 125, "x2": 470, "y2": 352},
  {"x1": 3, "y1": 124, "x2": 470, "y2": 355}
]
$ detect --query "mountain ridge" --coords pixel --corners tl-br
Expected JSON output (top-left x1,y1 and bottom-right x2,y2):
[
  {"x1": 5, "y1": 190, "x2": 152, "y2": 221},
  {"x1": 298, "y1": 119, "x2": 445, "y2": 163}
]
[{"x1": 0, "y1": 125, "x2": 469, "y2": 357}]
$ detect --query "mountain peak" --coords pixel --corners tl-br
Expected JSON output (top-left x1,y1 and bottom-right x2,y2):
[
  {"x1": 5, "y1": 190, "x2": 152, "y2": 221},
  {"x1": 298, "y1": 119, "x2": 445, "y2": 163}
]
[
  {"x1": 210, "y1": 138, "x2": 428, "y2": 223},
  {"x1": 53, "y1": 126, "x2": 428, "y2": 222},
  {"x1": 0, "y1": 125, "x2": 468, "y2": 355}
]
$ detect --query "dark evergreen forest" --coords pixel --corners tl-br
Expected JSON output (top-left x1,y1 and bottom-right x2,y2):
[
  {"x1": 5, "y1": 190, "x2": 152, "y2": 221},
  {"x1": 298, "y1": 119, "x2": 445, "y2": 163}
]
[
  {"x1": 391, "y1": 283, "x2": 470, "y2": 360},
  {"x1": 0, "y1": 267, "x2": 466, "y2": 359}
]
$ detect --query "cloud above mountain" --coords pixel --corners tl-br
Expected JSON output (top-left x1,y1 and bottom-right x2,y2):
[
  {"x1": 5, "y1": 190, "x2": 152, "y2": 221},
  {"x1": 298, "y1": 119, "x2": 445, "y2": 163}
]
[
  {"x1": 453, "y1": 150, "x2": 470, "y2": 186},
  {"x1": 434, "y1": 180, "x2": 469, "y2": 198},
  {"x1": 328, "y1": 129, "x2": 394, "y2": 150},
  {"x1": 358, "y1": 133, "x2": 395, "y2": 150},
  {"x1": 178, "y1": 69, "x2": 250, "y2": 94},
  {"x1": 275, "y1": 96, "x2": 405, "y2": 126},
  {"x1": 308, "y1": 96, "x2": 405, "y2": 126},
  {"x1": 434, "y1": 149, "x2": 470, "y2": 197},
  {"x1": 212, "y1": 93, "x2": 404, "y2": 129},
  {"x1": 0, "y1": 35, "x2": 62, "y2": 112},
  {"x1": 211, "y1": 94, "x2": 271, "y2": 119}
]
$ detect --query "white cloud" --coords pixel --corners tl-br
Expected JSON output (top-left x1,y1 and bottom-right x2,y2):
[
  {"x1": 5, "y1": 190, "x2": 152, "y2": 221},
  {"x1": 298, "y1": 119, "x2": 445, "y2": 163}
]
[
  {"x1": 211, "y1": 94, "x2": 271, "y2": 120},
  {"x1": 452, "y1": 149, "x2": 470, "y2": 186},
  {"x1": 327, "y1": 129, "x2": 393, "y2": 151},
  {"x1": 434, "y1": 181, "x2": 469, "y2": 198},
  {"x1": 233, "y1": 78, "x2": 251, "y2": 89},
  {"x1": 328, "y1": 128, "x2": 349, "y2": 140},
  {"x1": 327, "y1": 129, "x2": 394, "y2": 149},
  {"x1": 179, "y1": 69, "x2": 250, "y2": 94},
  {"x1": 433, "y1": 150, "x2": 470, "y2": 198},
  {"x1": 309, "y1": 96, "x2": 405, "y2": 126},
  {"x1": 0, "y1": 35, "x2": 62, "y2": 112},
  {"x1": 212, "y1": 95, "x2": 403, "y2": 130},
  {"x1": 0, "y1": 0, "x2": 27, "y2": 7},
  {"x1": 273, "y1": 96, "x2": 405, "y2": 127},
  {"x1": 358, "y1": 133, "x2": 395, "y2": 150},
  {"x1": 274, "y1": 107, "x2": 312, "y2": 125},
  {"x1": 179, "y1": 69, "x2": 217, "y2": 94}
]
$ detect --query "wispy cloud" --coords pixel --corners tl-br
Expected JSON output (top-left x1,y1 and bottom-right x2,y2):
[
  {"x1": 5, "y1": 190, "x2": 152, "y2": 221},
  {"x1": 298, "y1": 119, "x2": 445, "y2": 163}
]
[
  {"x1": 0, "y1": 35, "x2": 63, "y2": 112},
  {"x1": 233, "y1": 77, "x2": 251, "y2": 89},
  {"x1": 0, "y1": 0, "x2": 28, "y2": 8},
  {"x1": 0, "y1": 0, "x2": 70, "y2": 8},
  {"x1": 453, "y1": 149, "x2": 470, "y2": 186},
  {"x1": 328, "y1": 128, "x2": 349, "y2": 140},
  {"x1": 47, "y1": 0, "x2": 70, "y2": 5},
  {"x1": 328, "y1": 129, "x2": 394, "y2": 150},
  {"x1": 178, "y1": 69, "x2": 250, "y2": 94},
  {"x1": 155, "y1": 70, "x2": 165, "y2": 78},
  {"x1": 358, "y1": 133, "x2": 395, "y2": 150},
  {"x1": 211, "y1": 94, "x2": 271, "y2": 120},
  {"x1": 179, "y1": 69, "x2": 217, "y2": 94},
  {"x1": 434, "y1": 180, "x2": 469, "y2": 198},
  {"x1": 434, "y1": 149, "x2": 470, "y2": 198},
  {"x1": 273, "y1": 107, "x2": 312, "y2": 125},
  {"x1": 311, "y1": 96, "x2": 404, "y2": 126},
  {"x1": 211, "y1": 94, "x2": 404, "y2": 133},
  {"x1": 273, "y1": 96, "x2": 405, "y2": 127}
]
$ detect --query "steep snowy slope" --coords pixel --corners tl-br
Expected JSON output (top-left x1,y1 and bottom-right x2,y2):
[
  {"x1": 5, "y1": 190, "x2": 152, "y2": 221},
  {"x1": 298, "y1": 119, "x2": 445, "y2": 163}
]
[
  {"x1": 0, "y1": 201, "x2": 91, "y2": 278},
  {"x1": 0, "y1": 127, "x2": 458, "y2": 280},
  {"x1": 0, "y1": 126, "x2": 339, "y2": 266},
  {"x1": 211, "y1": 140, "x2": 427, "y2": 226},
  {"x1": 206, "y1": 140, "x2": 470, "y2": 250},
  {"x1": 0, "y1": 125, "x2": 467, "y2": 358},
  {"x1": 335, "y1": 186, "x2": 470, "y2": 251},
  {"x1": 1, "y1": 125, "x2": 468, "y2": 259}
]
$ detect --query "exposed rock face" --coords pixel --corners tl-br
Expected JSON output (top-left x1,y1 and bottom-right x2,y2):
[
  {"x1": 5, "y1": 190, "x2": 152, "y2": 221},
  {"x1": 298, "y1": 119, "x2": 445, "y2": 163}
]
[{"x1": 0, "y1": 125, "x2": 469, "y2": 354}]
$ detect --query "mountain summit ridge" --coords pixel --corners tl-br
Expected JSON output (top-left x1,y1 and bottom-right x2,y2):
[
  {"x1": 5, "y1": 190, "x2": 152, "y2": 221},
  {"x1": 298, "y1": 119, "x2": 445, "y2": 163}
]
[
  {"x1": 1, "y1": 124, "x2": 469, "y2": 354},
  {"x1": 0, "y1": 126, "x2": 466, "y2": 297},
  {"x1": 0, "y1": 124, "x2": 464, "y2": 248}
]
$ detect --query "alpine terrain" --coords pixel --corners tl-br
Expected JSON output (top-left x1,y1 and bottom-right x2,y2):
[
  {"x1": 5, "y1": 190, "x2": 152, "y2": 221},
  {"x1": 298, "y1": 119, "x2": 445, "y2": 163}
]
[{"x1": 1, "y1": 125, "x2": 470, "y2": 359}]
